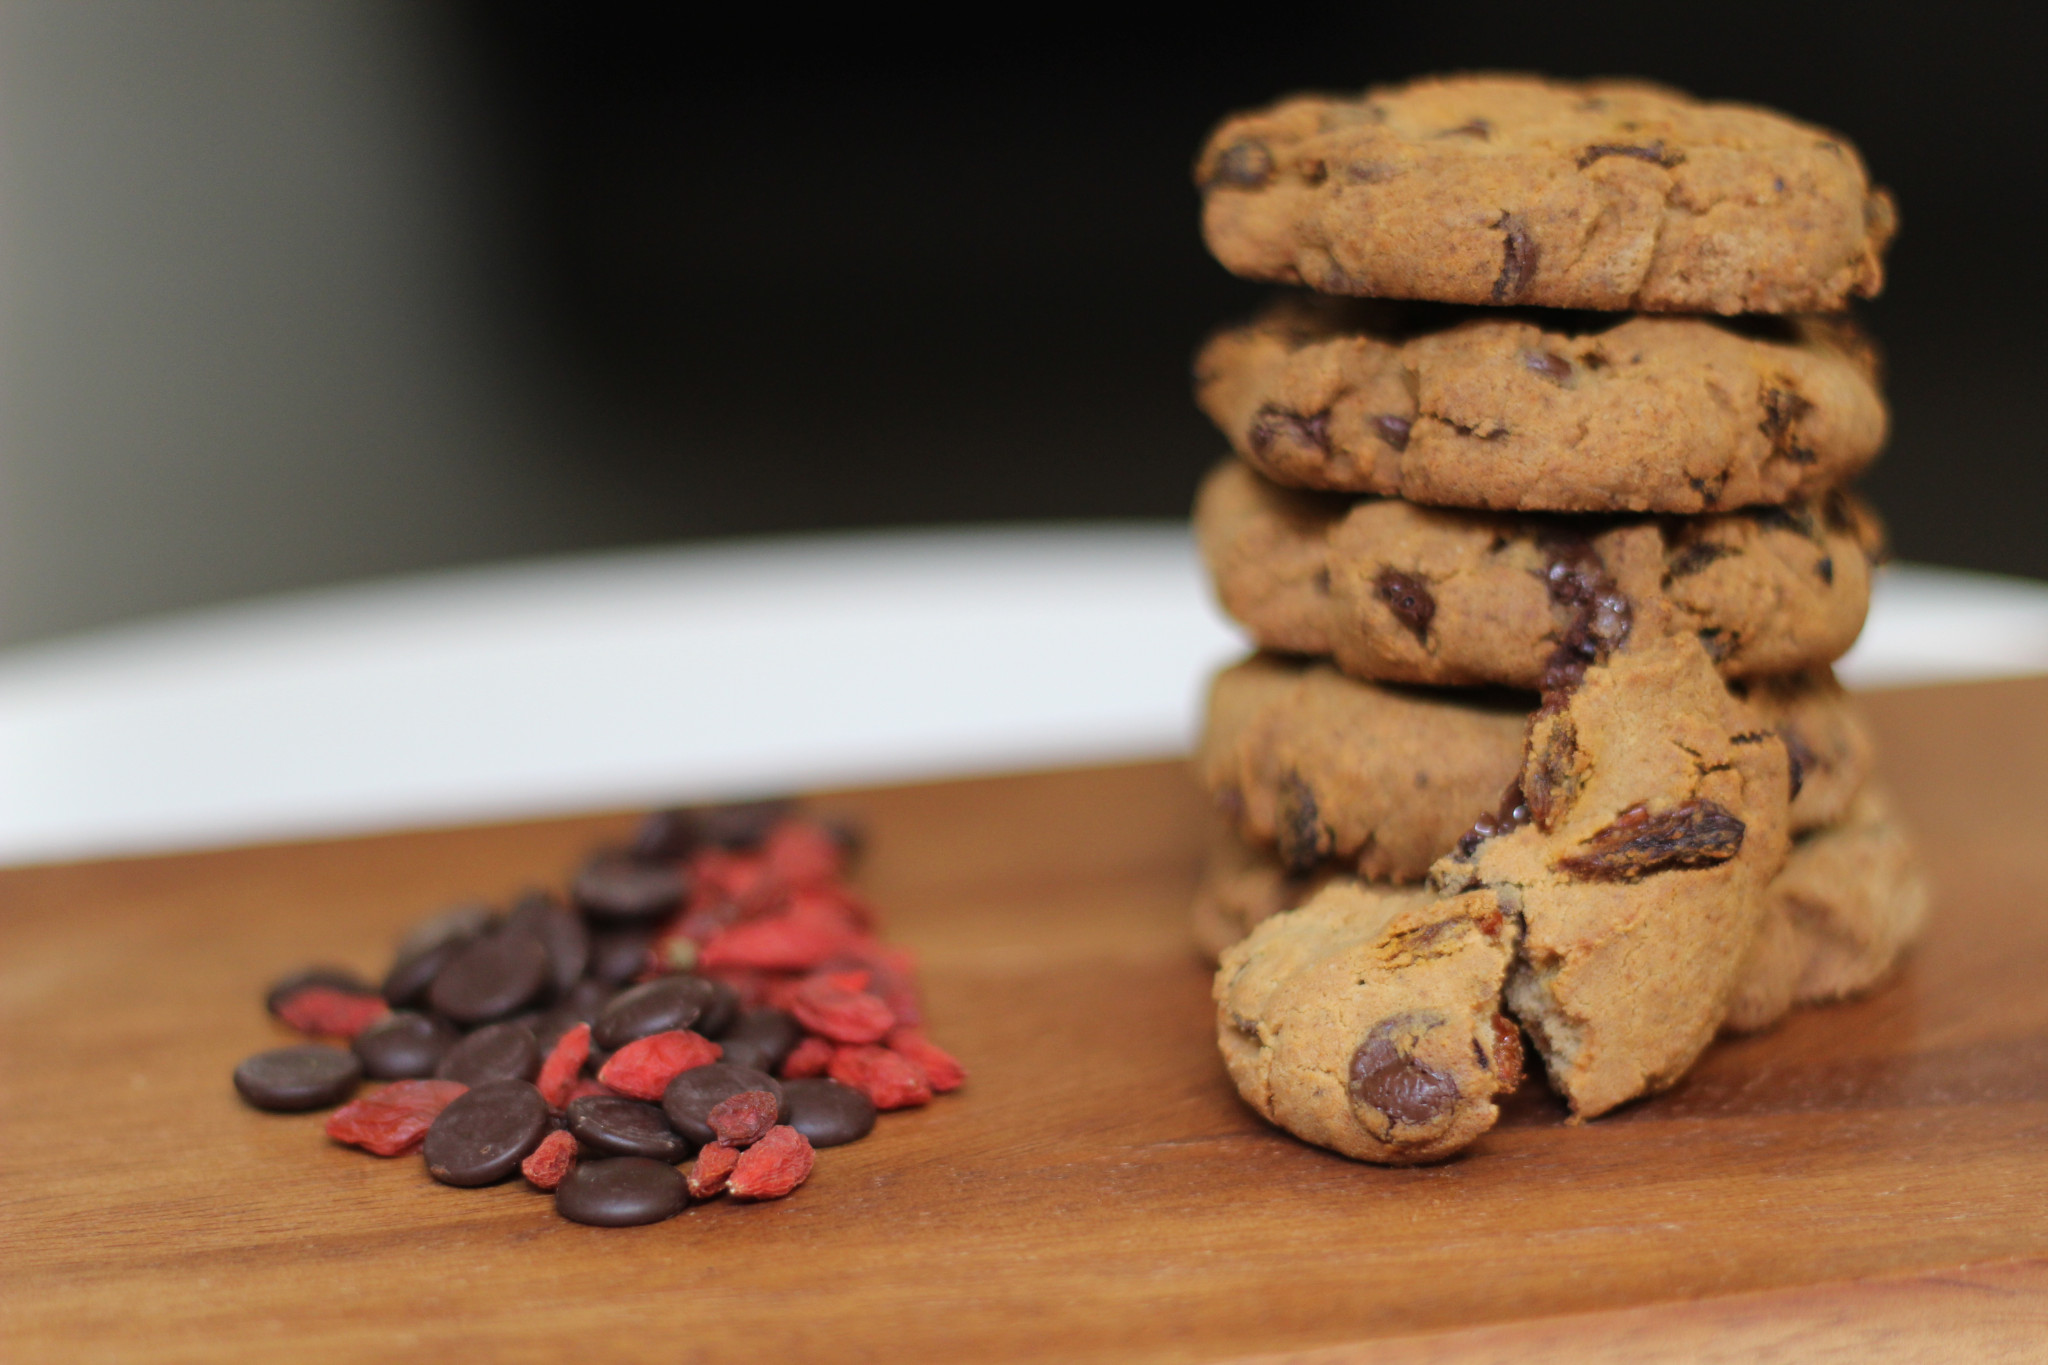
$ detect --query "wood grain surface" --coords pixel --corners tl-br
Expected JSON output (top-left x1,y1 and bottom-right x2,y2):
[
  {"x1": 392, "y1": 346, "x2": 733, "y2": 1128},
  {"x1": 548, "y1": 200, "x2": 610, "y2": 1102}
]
[{"x1": 5, "y1": 676, "x2": 2048, "y2": 1364}]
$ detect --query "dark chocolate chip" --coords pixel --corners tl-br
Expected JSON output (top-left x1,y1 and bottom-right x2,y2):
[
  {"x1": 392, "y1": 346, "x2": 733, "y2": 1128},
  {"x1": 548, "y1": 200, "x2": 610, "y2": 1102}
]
[
  {"x1": 696, "y1": 978, "x2": 741, "y2": 1040},
  {"x1": 265, "y1": 967, "x2": 374, "y2": 1017},
  {"x1": 352, "y1": 1011, "x2": 460, "y2": 1079},
  {"x1": 423, "y1": 1078, "x2": 551, "y2": 1187},
  {"x1": 555, "y1": 1156, "x2": 686, "y2": 1227},
  {"x1": 380, "y1": 935, "x2": 470, "y2": 1008},
  {"x1": 662, "y1": 1064, "x2": 786, "y2": 1147},
  {"x1": 1370, "y1": 414, "x2": 1412, "y2": 452},
  {"x1": 572, "y1": 854, "x2": 686, "y2": 924},
  {"x1": 715, "y1": 1008, "x2": 803, "y2": 1074},
  {"x1": 565, "y1": 1095, "x2": 693, "y2": 1162},
  {"x1": 1664, "y1": 540, "x2": 1733, "y2": 581},
  {"x1": 1816, "y1": 555, "x2": 1834, "y2": 585},
  {"x1": 1781, "y1": 726, "x2": 1816, "y2": 801},
  {"x1": 1275, "y1": 771, "x2": 1331, "y2": 876},
  {"x1": 1759, "y1": 383, "x2": 1818, "y2": 464},
  {"x1": 505, "y1": 892, "x2": 590, "y2": 995},
  {"x1": 1555, "y1": 800, "x2": 1746, "y2": 880},
  {"x1": 1374, "y1": 569, "x2": 1435, "y2": 643},
  {"x1": 434, "y1": 1020, "x2": 541, "y2": 1086},
  {"x1": 428, "y1": 931, "x2": 550, "y2": 1025},
  {"x1": 1575, "y1": 140, "x2": 1683, "y2": 168},
  {"x1": 1248, "y1": 404, "x2": 1331, "y2": 458},
  {"x1": 233, "y1": 1044, "x2": 362, "y2": 1112},
  {"x1": 586, "y1": 927, "x2": 655, "y2": 984},
  {"x1": 593, "y1": 976, "x2": 721, "y2": 1052},
  {"x1": 780, "y1": 1078, "x2": 877, "y2": 1147},
  {"x1": 1491, "y1": 214, "x2": 1538, "y2": 303},
  {"x1": 1349, "y1": 1013, "x2": 1458, "y2": 1130},
  {"x1": 1521, "y1": 349, "x2": 1573, "y2": 382},
  {"x1": 633, "y1": 801, "x2": 794, "y2": 860},
  {"x1": 1206, "y1": 137, "x2": 1274, "y2": 189}
]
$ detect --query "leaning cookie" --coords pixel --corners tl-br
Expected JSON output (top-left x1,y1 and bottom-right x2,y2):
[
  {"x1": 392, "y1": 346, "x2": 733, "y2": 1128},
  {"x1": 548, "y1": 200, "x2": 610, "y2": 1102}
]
[
  {"x1": 1199, "y1": 653, "x2": 1868, "y2": 881},
  {"x1": 1215, "y1": 881, "x2": 1523, "y2": 1164},
  {"x1": 1196, "y1": 75, "x2": 1895, "y2": 314},
  {"x1": 1195, "y1": 299, "x2": 1886, "y2": 512},
  {"x1": 1196, "y1": 460, "x2": 1881, "y2": 687},
  {"x1": 1437, "y1": 614, "x2": 1792, "y2": 1120},
  {"x1": 1723, "y1": 783, "x2": 1930, "y2": 1033}
]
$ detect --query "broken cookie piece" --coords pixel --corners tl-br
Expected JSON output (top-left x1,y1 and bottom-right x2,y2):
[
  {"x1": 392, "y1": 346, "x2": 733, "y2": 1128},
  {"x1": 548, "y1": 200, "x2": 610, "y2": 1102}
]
[{"x1": 1216, "y1": 882, "x2": 1522, "y2": 1163}]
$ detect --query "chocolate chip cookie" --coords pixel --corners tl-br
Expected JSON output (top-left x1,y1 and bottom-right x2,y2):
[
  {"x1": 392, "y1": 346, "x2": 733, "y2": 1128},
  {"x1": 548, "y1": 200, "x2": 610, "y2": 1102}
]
[
  {"x1": 1196, "y1": 298, "x2": 1886, "y2": 512},
  {"x1": 1200, "y1": 652, "x2": 1868, "y2": 882},
  {"x1": 1198, "y1": 461, "x2": 1881, "y2": 687},
  {"x1": 1215, "y1": 881, "x2": 1523, "y2": 1163},
  {"x1": 1197, "y1": 75, "x2": 1895, "y2": 314}
]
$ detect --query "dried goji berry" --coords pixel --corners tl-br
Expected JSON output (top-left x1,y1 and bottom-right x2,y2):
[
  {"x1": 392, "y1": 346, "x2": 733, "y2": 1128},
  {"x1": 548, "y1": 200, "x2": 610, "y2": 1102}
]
[
  {"x1": 885, "y1": 1028, "x2": 966, "y2": 1093},
  {"x1": 778, "y1": 1036, "x2": 834, "y2": 1079},
  {"x1": 699, "y1": 894, "x2": 865, "y2": 973},
  {"x1": 707, "y1": 1089, "x2": 780, "y2": 1147},
  {"x1": 521, "y1": 1128, "x2": 578, "y2": 1190},
  {"x1": 828, "y1": 1044, "x2": 932, "y2": 1110},
  {"x1": 761, "y1": 820, "x2": 844, "y2": 886},
  {"x1": 789, "y1": 974, "x2": 895, "y2": 1044},
  {"x1": 688, "y1": 850, "x2": 772, "y2": 905},
  {"x1": 687, "y1": 1140, "x2": 740, "y2": 1199},
  {"x1": 325, "y1": 1079, "x2": 467, "y2": 1156},
  {"x1": 727, "y1": 1125, "x2": 814, "y2": 1200},
  {"x1": 275, "y1": 986, "x2": 389, "y2": 1040},
  {"x1": 536, "y1": 1022, "x2": 591, "y2": 1110},
  {"x1": 596, "y1": 1029, "x2": 722, "y2": 1101}
]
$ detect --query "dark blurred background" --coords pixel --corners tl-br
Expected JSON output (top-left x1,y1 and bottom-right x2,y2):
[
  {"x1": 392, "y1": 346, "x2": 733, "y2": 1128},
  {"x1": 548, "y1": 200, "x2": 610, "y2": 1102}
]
[{"x1": 1, "y1": 1, "x2": 2040, "y2": 646}]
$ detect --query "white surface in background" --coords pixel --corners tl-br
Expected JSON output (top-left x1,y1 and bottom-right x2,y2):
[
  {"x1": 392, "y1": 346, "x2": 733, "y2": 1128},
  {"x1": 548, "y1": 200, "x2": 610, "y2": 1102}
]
[{"x1": 2, "y1": 525, "x2": 2045, "y2": 867}]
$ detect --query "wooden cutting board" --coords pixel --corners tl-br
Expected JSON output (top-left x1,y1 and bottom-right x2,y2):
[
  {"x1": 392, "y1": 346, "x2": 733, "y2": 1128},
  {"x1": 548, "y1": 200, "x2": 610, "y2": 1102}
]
[{"x1": 6, "y1": 677, "x2": 2048, "y2": 1364}]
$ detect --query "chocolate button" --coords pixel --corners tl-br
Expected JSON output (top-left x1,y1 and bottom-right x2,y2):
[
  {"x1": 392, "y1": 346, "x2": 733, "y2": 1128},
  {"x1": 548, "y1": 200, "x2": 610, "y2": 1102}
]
[
  {"x1": 233, "y1": 1044, "x2": 362, "y2": 1112},
  {"x1": 780, "y1": 1078, "x2": 876, "y2": 1147},
  {"x1": 565, "y1": 1095, "x2": 692, "y2": 1162},
  {"x1": 423, "y1": 1079, "x2": 550, "y2": 1186},
  {"x1": 435, "y1": 1020, "x2": 541, "y2": 1086},
  {"x1": 394, "y1": 903, "x2": 495, "y2": 963},
  {"x1": 697, "y1": 979, "x2": 741, "y2": 1039},
  {"x1": 352, "y1": 1011, "x2": 460, "y2": 1079},
  {"x1": 715, "y1": 1007, "x2": 802, "y2": 1073},
  {"x1": 428, "y1": 930, "x2": 549, "y2": 1025},
  {"x1": 505, "y1": 892, "x2": 590, "y2": 994},
  {"x1": 380, "y1": 935, "x2": 470, "y2": 1008},
  {"x1": 661, "y1": 1063, "x2": 785, "y2": 1146},
  {"x1": 572, "y1": 854, "x2": 686, "y2": 924},
  {"x1": 555, "y1": 1156, "x2": 686, "y2": 1227},
  {"x1": 586, "y1": 927, "x2": 654, "y2": 984},
  {"x1": 592, "y1": 976, "x2": 719, "y2": 1052},
  {"x1": 535, "y1": 978, "x2": 616, "y2": 1052}
]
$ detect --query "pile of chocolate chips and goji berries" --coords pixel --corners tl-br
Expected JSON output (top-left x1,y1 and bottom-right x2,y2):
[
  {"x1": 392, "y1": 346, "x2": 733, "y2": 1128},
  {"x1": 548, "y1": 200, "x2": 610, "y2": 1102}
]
[{"x1": 231, "y1": 801, "x2": 964, "y2": 1227}]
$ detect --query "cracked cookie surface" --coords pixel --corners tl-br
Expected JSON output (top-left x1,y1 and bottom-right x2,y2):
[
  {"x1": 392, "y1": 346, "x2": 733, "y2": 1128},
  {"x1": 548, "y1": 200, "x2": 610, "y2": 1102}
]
[
  {"x1": 1198, "y1": 460, "x2": 1881, "y2": 685},
  {"x1": 1215, "y1": 881, "x2": 1523, "y2": 1163},
  {"x1": 1199, "y1": 652, "x2": 1866, "y2": 883},
  {"x1": 1196, "y1": 299, "x2": 1887, "y2": 512},
  {"x1": 1197, "y1": 75, "x2": 1895, "y2": 314},
  {"x1": 1438, "y1": 618, "x2": 1792, "y2": 1119}
]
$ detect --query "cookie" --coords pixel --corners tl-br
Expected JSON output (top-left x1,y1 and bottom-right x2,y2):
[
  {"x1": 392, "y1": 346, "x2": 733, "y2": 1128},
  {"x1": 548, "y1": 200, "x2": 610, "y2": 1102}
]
[
  {"x1": 1198, "y1": 461, "x2": 1881, "y2": 686},
  {"x1": 1199, "y1": 653, "x2": 1869, "y2": 881},
  {"x1": 1195, "y1": 299, "x2": 1887, "y2": 512},
  {"x1": 1723, "y1": 783, "x2": 1930, "y2": 1033},
  {"x1": 1437, "y1": 614, "x2": 1792, "y2": 1119},
  {"x1": 1215, "y1": 881, "x2": 1523, "y2": 1164},
  {"x1": 1196, "y1": 75, "x2": 1895, "y2": 314}
]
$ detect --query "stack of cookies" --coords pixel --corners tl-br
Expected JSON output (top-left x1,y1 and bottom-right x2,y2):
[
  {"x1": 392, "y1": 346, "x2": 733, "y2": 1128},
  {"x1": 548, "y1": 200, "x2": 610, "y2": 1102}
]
[{"x1": 1185, "y1": 76, "x2": 1926, "y2": 1163}]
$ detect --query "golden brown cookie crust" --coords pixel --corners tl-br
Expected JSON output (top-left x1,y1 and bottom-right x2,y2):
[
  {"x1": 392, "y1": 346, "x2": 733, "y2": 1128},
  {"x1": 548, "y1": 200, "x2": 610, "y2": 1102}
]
[
  {"x1": 1198, "y1": 652, "x2": 1867, "y2": 882},
  {"x1": 1197, "y1": 460, "x2": 1881, "y2": 686},
  {"x1": 1195, "y1": 299, "x2": 1888, "y2": 512},
  {"x1": 1197, "y1": 75, "x2": 1896, "y2": 315},
  {"x1": 1215, "y1": 882, "x2": 1523, "y2": 1164},
  {"x1": 1723, "y1": 783, "x2": 1930, "y2": 1033}
]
